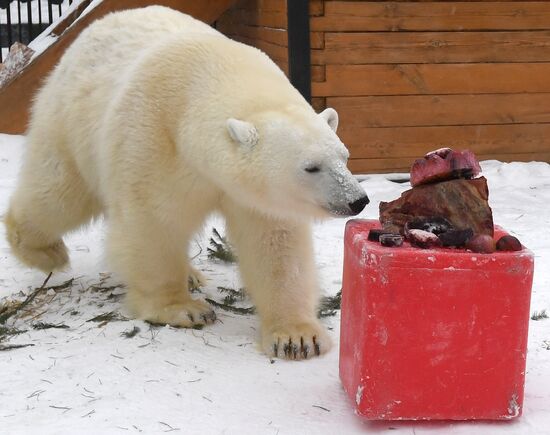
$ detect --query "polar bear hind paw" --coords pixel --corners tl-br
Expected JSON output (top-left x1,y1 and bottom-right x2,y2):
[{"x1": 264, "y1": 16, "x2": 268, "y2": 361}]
[{"x1": 5, "y1": 211, "x2": 69, "y2": 272}]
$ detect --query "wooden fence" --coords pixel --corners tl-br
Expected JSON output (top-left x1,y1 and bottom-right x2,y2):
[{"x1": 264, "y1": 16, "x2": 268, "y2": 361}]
[
  {"x1": 219, "y1": 0, "x2": 550, "y2": 173},
  {"x1": 2, "y1": 0, "x2": 550, "y2": 174}
]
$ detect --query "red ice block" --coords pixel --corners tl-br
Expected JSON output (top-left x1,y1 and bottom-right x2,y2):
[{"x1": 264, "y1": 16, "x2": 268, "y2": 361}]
[{"x1": 340, "y1": 219, "x2": 535, "y2": 420}]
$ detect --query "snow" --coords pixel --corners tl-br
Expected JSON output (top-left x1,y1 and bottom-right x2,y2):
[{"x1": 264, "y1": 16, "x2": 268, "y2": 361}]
[{"x1": 0, "y1": 133, "x2": 549, "y2": 434}]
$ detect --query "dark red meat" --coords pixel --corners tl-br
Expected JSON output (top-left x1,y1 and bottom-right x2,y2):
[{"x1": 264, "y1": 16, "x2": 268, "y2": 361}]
[
  {"x1": 466, "y1": 234, "x2": 496, "y2": 254},
  {"x1": 410, "y1": 148, "x2": 482, "y2": 187},
  {"x1": 379, "y1": 177, "x2": 494, "y2": 237},
  {"x1": 379, "y1": 234, "x2": 404, "y2": 247},
  {"x1": 496, "y1": 235, "x2": 522, "y2": 252},
  {"x1": 368, "y1": 229, "x2": 394, "y2": 242}
]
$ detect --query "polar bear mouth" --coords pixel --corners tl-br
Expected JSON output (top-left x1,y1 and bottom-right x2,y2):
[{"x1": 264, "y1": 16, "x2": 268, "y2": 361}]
[
  {"x1": 326, "y1": 195, "x2": 370, "y2": 217},
  {"x1": 326, "y1": 205, "x2": 356, "y2": 217}
]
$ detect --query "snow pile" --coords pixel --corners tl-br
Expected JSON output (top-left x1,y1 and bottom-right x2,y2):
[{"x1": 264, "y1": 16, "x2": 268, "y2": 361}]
[{"x1": 0, "y1": 133, "x2": 549, "y2": 434}]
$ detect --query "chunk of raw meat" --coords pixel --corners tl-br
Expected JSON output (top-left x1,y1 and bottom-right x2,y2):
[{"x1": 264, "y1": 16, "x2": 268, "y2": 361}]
[
  {"x1": 379, "y1": 178, "x2": 494, "y2": 237},
  {"x1": 405, "y1": 228, "x2": 441, "y2": 249},
  {"x1": 438, "y1": 229, "x2": 474, "y2": 247},
  {"x1": 410, "y1": 149, "x2": 482, "y2": 187},
  {"x1": 379, "y1": 233, "x2": 404, "y2": 247},
  {"x1": 466, "y1": 234, "x2": 496, "y2": 254},
  {"x1": 496, "y1": 235, "x2": 522, "y2": 252},
  {"x1": 404, "y1": 217, "x2": 452, "y2": 235}
]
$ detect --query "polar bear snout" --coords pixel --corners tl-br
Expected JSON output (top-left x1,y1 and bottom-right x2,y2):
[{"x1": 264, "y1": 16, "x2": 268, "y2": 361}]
[
  {"x1": 327, "y1": 194, "x2": 369, "y2": 217},
  {"x1": 348, "y1": 195, "x2": 370, "y2": 215}
]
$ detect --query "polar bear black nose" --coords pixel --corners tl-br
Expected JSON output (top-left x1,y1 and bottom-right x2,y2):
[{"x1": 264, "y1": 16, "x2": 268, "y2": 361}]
[{"x1": 349, "y1": 195, "x2": 370, "y2": 215}]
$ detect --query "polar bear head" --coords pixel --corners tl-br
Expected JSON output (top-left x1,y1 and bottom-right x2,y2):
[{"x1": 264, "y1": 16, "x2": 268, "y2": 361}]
[{"x1": 224, "y1": 106, "x2": 369, "y2": 220}]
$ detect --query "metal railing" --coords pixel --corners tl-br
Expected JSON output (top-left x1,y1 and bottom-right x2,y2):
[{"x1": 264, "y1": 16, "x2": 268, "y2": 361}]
[{"x1": 0, "y1": 0, "x2": 73, "y2": 62}]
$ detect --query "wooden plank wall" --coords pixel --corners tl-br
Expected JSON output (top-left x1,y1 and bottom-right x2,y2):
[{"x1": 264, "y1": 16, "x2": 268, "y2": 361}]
[
  {"x1": 0, "y1": 0, "x2": 238, "y2": 134},
  {"x1": 216, "y1": 0, "x2": 289, "y2": 75},
  {"x1": 310, "y1": 0, "x2": 550, "y2": 173}
]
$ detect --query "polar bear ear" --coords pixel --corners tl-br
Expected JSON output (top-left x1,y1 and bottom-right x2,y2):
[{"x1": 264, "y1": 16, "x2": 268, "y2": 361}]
[
  {"x1": 226, "y1": 118, "x2": 259, "y2": 149},
  {"x1": 319, "y1": 107, "x2": 339, "y2": 132}
]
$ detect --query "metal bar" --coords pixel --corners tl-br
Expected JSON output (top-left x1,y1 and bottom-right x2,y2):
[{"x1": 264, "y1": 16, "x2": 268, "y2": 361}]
[
  {"x1": 6, "y1": 3, "x2": 12, "y2": 49},
  {"x1": 48, "y1": 0, "x2": 53, "y2": 24},
  {"x1": 0, "y1": 11, "x2": 3, "y2": 63},
  {"x1": 0, "y1": 7, "x2": 3, "y2": 62},
  {"x1": 57, "y1": 1, "x2": 61, "y2": 17},
  {"x1": 16, "y1": 0, "x2": 21, "y2": 45},
  {"x1": 38, "y1": 0, "x2": 43, "y2": 31},
  {"x1": 286, "y1": 0, "x2": 311, "y2": 103},
  {"x1": 26, "y1": 0, "x2": 32, "y2": 41}
]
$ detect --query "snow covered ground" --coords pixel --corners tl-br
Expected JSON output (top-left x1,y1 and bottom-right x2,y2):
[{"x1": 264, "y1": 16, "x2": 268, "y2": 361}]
[{"x1": 0, "y1": 133, "x2": 549, "y2": 434}]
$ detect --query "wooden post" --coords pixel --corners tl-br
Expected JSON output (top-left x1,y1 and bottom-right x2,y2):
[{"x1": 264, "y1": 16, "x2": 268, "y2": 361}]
[{"x1": 287, "y1": 0, "x2": 311, "y2": 102}]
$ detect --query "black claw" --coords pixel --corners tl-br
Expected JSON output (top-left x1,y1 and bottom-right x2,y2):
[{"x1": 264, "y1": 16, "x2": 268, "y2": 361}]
[
  {"x1": 313, "y1": 335, "x2": 320, "y2": 356},
  {"x1": 292, "y1": 344, "x2": 298, "y2": 360},
  {"x1": 273, "y1": 336, "x2": 281, "y2": 357},
  {"x1": 283, "y1": 343, "x2": 290, "y2": 357},
  {"x1": 283, "y1": 337, "x2": 293, "y2": 358},
  {"x1": 188, "y1": 313, "x2": 195, "y2": 323},
  {"x1": 201, "y1": 311, "x2": 216, "y2": 324}
]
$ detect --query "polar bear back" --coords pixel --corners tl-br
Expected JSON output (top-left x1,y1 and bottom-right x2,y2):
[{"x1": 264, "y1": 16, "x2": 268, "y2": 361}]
[{"x1": 28, "y1": 6, "x2": 301, "y2": 198}]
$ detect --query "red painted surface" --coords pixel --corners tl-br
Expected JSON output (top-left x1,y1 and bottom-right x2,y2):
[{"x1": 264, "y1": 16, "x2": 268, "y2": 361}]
[{"x1": 340, "y1": 219, "x2": 535, "y2": 420}]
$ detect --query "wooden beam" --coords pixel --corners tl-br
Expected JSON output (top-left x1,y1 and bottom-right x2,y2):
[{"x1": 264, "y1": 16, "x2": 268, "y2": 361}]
[
  {"x1": 311, "y1": 2, "x2": 550, "y2": 32},
  {"x1": 287, "y1": 0, "x2": 311, "y2": 102},
  {"x1": 0, "y1": 0, "x2": 237, "y2": 134},
  {"x1": 314, "y1": 63, "x2": 550, "y2": 97},
  {"x1": 339, "y1": 124, "x2": 550, "y2": 159},
  {"x1": 329, "y1": 93, "x2": 550, "y2": 128},
  {"x1": 348, "y1": 152, "x2": 550, "y2": 175},
  {"x1": 312, "y1": 31, "x2": 550, "y2": 65}
]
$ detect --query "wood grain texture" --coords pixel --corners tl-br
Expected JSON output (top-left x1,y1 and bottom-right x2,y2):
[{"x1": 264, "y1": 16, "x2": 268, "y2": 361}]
[
  {"x1": 313, "y1": 63, "x2": 550, "y2": 96},
  {"x1": 216, "y1": 18, "x2": 288, "y2": 46},
  {"x1": 328, "y1": 94, "x2": 550, "y2": 127},
  {"x1": 309, "y1": 0, "x2": 324, "y2": 16},
  {"x1": 338, "y1": 124, "x2": 550, "y2": 158},
  {"x1": 311, "y1": 65, "x2": 326, "y2": 82},
  {"x1": 0, "y1": 0, "x2": 238, "y2": 134},
  {"x1": 226, "y1": 34, "x2": 288, "y2": 65},
  {"x1": 311, "y1": 2, "x2": 550, "y2": 32},
  {"x1": 217, "y1": 6, "x2": 286, "y2": 29},
  {"x1": 348, "y1": 152, "x2": 550, "y2": 174},
  {"x1": 231, "y1": 0, "x2": 287, "y2": 13},
  {"x1": 311, "y1": 31, "x2": 550, "y2": 64}
]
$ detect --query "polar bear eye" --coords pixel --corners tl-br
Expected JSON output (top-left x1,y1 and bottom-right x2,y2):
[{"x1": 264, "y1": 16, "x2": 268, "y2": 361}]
[{"x1": 305, "y1": 165, "x2": 321, "y2": 174}]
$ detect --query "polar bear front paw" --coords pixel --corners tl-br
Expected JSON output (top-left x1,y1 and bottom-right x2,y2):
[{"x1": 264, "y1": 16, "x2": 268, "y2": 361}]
[
  {"x1": 262, "y1": 321, "x2": 332, "y2": 360},
  {"x1": 188, "y1": 266, "x2": 206, "y2": 289},
  {"x1": 141, "y1": 299, "x2": 216, "y2": 328}
]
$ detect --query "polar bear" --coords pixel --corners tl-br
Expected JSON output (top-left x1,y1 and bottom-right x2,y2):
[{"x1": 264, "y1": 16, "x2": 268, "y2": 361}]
[{"x1": 5, "y1": 6, "x2": 369, "y2": 359}]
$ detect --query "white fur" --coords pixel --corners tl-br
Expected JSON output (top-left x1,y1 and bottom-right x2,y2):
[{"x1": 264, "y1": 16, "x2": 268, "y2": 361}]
[
  {"x1": 319, "y1": 108, "x2": 339, "y2": 132},
  {"x1": 5, "y1": 6, "x2": 368, "y2": 360}
]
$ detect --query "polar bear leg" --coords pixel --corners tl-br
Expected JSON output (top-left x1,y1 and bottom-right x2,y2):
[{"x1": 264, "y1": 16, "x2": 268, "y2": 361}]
[
  {"x1": 107, "y1": 216, "x2": 215, "y2": 327},
  {"x1": 5, "y1": 140, "x2": 101, "y2": 272},
  {"x1": 223, "y1": 202, "x2": 332, "y2": 360},
  {"x1": 188, "y1": 265, "x2": 207, "y2": 289}
]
